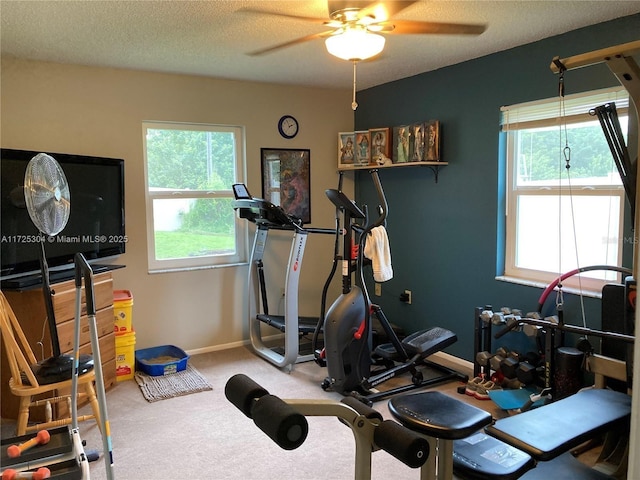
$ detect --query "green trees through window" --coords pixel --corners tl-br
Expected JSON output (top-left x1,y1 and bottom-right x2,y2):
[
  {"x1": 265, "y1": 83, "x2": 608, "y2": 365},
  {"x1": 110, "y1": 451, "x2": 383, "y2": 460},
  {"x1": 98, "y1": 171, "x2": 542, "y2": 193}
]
[
  {"x1": 144, "y1": 123, "x2": 245, "y2": 270},
  {"x1": 516, "y1": 123, "x2": 624, "y2": 185}
]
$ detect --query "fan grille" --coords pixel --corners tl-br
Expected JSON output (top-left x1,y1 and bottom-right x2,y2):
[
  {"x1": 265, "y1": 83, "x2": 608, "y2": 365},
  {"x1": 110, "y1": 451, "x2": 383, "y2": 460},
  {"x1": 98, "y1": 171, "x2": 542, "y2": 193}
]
[{"x1": 24, "y1": 153, "x2": 70, "y2": 236}]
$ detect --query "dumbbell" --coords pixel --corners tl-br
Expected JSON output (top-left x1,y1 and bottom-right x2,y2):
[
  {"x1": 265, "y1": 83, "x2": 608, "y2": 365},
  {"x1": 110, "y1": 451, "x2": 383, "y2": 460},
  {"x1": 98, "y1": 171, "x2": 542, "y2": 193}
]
[
  {"x1": 6, "y1": 430, "x2": 50, "y2": 458},
  {"x1": 516, "y1": 362, "x2": 546, "y2": 385},
  {"x1": 491, "y1": 312, "x2": 505, "y2": 325},
  {"x1": 480, "y1": 309, "x2": 494, "y2": 324},
  {"x1": 475, "y1": 351, "x2": 494, "y2": 368},
  {"x1": 516, "y1": 352, "x2": 543, "y2": 385},
  {"x1": 1, "y1": 468, "x2": 51, "y2": 480},
  {"x1": 504, "y1": 313, "x2": 522, "y2": 330},
  {"x1": 489, "y1": 347, "x2": 509, "y2": 372},
  {"x1": 500, "y1": 351, "x2": 521, "y2": 379},
  {"x1": 523, "y1": 324, "x2": 542, "y2": 338}
]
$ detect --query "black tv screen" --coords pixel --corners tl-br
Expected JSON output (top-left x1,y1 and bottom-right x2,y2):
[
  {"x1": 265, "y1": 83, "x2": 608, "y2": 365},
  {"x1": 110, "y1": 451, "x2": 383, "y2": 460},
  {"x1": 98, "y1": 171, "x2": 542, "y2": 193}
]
[{"x1": 1, "y1": 148, "x2": 125, "y2": 281}]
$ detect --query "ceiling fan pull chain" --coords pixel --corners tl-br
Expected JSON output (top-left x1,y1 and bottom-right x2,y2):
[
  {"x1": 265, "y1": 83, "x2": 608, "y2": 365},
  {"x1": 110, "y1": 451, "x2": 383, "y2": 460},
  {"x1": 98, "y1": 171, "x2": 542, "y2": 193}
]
[{"x1": 352, "y1": 61, "x2": 358, "y2": 110}]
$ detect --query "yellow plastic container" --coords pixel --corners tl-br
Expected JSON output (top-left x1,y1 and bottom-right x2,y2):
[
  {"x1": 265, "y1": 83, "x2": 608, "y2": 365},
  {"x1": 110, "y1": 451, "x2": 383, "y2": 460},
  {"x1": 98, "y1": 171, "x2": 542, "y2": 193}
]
[
  {"x1": 115, "y1": 331, "x2": 136, "y2": 381},
  {"x1": 113, "y1": 290, "x2": 133, "y2": 334}
]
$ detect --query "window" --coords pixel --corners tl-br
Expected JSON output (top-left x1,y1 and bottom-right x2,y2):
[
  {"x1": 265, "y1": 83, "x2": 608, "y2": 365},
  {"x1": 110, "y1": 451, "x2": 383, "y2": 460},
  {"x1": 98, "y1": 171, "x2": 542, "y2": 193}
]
[
  {"x1": 500, "y1": 88, "x2": 629, "y2": 292},
  {"x1": 143, "y1": 122, "x2": 246, "y2": 272}
]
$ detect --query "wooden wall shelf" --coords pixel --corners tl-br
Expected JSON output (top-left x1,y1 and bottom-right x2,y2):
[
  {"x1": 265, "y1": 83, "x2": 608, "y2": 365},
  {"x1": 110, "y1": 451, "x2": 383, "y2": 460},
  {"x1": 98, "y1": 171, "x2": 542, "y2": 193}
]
[{"x1": 338, "y1": 161, "x2": 448, "y2": 182}]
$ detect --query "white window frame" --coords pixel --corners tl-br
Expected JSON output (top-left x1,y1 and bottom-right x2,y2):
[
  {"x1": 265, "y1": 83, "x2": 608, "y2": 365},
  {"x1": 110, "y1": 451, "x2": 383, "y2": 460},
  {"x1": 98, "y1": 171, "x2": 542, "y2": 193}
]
[
  {"x1": 500, "y1": 87, "x2": 629, "y2": 293},
  {"x1": 143, "y1": 121, "x2": 247, "y2": 273}
]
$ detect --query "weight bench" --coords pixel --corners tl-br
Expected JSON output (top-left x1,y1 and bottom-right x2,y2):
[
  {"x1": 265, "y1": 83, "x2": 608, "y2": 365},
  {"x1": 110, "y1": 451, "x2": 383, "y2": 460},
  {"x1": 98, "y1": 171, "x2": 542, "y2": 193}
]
[
  {"x1": 486, "y1": 388, "x2": 631, "y2": 477},
  {"x1": 390, "y1": 388, "x2": 631, "y2": 480},
  {"x1": 389, "y1": 391, "x2": 534, "y2": 480}
]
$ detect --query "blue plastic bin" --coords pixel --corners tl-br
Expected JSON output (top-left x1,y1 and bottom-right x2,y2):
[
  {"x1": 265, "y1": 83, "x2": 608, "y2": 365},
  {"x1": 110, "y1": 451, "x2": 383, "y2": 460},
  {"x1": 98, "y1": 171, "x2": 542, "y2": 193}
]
[{"x1": 135, "y1": 345, "x2": 189, "y2": 376}]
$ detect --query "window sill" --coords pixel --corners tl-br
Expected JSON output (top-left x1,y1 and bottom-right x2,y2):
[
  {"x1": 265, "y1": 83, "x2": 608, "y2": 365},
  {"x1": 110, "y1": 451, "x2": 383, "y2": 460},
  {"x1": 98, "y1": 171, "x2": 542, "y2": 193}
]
[
  {"x1": 495, "y1": 275, "x2": 602, "y2": 299},
  {"x1": 148, "y1": 262, "x2": 248, "y2": 275}
]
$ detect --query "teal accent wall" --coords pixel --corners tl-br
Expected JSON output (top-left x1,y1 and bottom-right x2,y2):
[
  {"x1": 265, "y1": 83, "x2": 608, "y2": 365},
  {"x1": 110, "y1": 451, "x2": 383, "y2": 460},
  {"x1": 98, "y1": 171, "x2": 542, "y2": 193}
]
[{"x1": 354, "y1": 14, "x2": 640, "y2": 361}]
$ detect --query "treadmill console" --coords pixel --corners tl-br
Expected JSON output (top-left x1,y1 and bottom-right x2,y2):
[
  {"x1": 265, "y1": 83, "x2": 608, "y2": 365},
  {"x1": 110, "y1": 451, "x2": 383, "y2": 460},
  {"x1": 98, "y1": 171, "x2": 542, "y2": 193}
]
[
  {"x1": 232, "y1": 183, "x2": 301, "y2": 228},
  {"x1": 232, "y1": 183, "x2": 251, "y2": 200}
]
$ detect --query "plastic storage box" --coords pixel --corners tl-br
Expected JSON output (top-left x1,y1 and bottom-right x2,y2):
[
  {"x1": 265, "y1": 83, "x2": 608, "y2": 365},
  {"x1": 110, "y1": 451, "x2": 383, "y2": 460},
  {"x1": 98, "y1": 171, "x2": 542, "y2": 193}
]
[
  {"x1": 115, "y1": 331, "x2": 136, "y2": 381},
  {"x1": 135, "y1": 345, "x2": 189, "y2": 376},
  {"x1": 113, "y1": 290, "x2": 133, "y2": 334}
]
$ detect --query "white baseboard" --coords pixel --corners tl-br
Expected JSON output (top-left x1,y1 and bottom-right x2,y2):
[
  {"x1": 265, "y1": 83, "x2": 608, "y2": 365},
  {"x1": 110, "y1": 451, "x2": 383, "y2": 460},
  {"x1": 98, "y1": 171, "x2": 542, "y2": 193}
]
[
  {"x1": 430, "y1": 351, "x2": 474, "y2": 378},
  {"x1": 185, "y1": 339, "x2": 250, "y2": 356},
  {"x1": 187, "y1": 341, "x2": 474, "y2": 379}
]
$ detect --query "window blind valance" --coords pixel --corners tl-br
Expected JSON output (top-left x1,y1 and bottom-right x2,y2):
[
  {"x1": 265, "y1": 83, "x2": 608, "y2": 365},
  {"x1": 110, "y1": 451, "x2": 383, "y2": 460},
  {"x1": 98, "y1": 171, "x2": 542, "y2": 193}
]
[{"x1": 500, "y1": 87, "x2": 629, "y2": 131}]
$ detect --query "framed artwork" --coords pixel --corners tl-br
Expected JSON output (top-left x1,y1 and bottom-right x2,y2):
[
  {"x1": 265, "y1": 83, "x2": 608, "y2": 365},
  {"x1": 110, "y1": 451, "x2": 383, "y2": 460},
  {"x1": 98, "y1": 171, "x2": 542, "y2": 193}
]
[
  {"x1": 354, "y1": 130, "x2": 371, "y2": 166},
  {"x1": 392, "y1": 125, "x2": 410, "y2": 164},
  {"x1": 369, "y1": 127, "x2": 392, "y2": 166},
  {"x1": 338, "y1": 132, "x2": 356, "y2": 168},
  {"x1": 424, "y1": 120, "x2": 441, "y2": 161},
  {"x1": 261, "y1": 148, "x2": 311, "y2": 223},
  {"x1": 409, "y1": 122, "x2": 425, "y2": 162}
]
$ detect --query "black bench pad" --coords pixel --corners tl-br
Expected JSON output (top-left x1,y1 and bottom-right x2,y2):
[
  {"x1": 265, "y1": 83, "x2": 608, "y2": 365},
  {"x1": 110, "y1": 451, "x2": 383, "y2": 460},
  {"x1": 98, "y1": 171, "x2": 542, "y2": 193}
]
[
  {"x1": 486, "y1": 389, "x2": 631, "y2": 461},
  {"x1": 453, "y1": 432, "x2": 534, "y2": 480},
  {"x1": 389, "y1": 391, "x2": 493, "y2": 440},
  {"x1": 520, "y1": 451, "x2": 615, "y2": 479}
]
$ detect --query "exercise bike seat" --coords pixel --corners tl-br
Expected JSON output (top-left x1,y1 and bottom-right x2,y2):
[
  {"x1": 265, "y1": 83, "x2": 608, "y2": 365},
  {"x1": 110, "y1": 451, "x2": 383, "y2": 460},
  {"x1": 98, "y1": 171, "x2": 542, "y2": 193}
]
[{"x1": 402, "y1": 327, "x2": 457, "y2": 357}]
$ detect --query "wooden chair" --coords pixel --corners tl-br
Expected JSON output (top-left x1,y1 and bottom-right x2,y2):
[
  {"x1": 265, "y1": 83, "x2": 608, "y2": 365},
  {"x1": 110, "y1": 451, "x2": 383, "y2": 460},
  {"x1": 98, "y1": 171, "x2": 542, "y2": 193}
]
[{"x1": 0, "y1": 291, "x2": 101, "y2": 436}]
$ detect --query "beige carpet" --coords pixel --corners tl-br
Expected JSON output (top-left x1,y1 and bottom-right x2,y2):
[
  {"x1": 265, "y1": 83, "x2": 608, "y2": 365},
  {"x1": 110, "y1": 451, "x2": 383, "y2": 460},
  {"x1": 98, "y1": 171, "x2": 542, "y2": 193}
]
[
  {"x1": 78, "y1": 346, "x2": 479, "y2": 480},
  {"x1": 4, "y1": 346, "x2": 602, "y2": 480}
]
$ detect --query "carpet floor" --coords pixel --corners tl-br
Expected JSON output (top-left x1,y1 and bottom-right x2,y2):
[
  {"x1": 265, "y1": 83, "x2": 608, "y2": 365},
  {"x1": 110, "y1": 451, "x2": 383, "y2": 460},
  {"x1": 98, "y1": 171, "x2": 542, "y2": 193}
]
[{"x1": 2, "y1": 346, "x2": 604, "y2": 479}]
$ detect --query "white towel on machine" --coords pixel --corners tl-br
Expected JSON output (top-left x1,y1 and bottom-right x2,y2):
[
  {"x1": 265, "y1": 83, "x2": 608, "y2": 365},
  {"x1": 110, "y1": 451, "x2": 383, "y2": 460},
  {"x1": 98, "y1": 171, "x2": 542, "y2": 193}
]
[{"x1": 364, "y1": 225, "x2": 393, "y2": 282}]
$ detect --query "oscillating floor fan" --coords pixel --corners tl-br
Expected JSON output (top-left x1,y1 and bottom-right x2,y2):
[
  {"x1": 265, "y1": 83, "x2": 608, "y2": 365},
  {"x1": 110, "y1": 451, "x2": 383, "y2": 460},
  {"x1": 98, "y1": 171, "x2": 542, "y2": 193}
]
[{"x1": 24, "y1": 153, "x2": 94, "y2": 383}]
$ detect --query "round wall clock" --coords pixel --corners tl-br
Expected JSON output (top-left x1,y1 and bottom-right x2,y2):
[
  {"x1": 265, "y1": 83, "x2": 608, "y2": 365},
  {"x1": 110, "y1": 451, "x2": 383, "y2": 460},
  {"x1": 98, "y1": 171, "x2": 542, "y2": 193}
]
[{"x1": 278, "y1": 115, "x2": 299, "y2": 139}]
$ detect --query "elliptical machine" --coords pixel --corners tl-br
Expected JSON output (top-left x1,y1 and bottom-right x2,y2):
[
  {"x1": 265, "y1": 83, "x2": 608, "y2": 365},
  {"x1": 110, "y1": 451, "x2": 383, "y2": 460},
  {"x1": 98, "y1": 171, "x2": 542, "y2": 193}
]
[{"x1": 317, "y1": 169, "x2": 466, "y2": 402}]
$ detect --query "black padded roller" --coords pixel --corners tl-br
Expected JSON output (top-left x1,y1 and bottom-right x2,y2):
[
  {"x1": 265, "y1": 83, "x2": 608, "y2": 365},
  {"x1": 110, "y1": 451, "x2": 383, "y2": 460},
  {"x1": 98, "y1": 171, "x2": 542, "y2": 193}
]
[
  {"x1": 374, "y1": 420, "x2": 429, "y2": 469},
  {"x1": 251, "y1": 394, "x2": 309, "y2": 450},
  {"x1": 224, "y1": 374, "x2": 269, "y2": 418},
  {"x1": 341, "y1": 396, "x2": 383, "y2": 421}
]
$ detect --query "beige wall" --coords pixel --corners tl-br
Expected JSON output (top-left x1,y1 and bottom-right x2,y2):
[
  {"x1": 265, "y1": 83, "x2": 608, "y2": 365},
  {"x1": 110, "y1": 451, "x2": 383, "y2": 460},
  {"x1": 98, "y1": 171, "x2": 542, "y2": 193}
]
[{"x1": 1, "y1": 56, "x2": 355, "y2": 352}]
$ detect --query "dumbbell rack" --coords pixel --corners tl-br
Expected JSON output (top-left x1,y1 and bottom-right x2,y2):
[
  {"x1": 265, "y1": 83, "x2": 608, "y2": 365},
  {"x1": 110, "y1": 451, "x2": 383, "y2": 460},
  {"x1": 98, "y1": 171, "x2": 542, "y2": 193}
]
[
  {"x1": 0, "y1": 426, "x2": 89, "y2": 479},
  {"x1": 473, "y1": 306, "x2": 494, "y2": 380},
  {"x1": 473, "y1": 305, "x2": 553, "y2": 390}
]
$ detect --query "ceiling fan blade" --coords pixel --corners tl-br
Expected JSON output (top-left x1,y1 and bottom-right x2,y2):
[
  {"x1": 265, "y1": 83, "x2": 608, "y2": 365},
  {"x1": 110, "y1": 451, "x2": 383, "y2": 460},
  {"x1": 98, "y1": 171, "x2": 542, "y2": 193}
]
[
  {"x1": 248, "y1": 30, "x2": 336, "y2": 56},
  {"x1": 388, "y1": 20, "x2": 486, "y2": 35},
  {"x1": 238, "y1": 8, "x2": 327, "y2": 25}
]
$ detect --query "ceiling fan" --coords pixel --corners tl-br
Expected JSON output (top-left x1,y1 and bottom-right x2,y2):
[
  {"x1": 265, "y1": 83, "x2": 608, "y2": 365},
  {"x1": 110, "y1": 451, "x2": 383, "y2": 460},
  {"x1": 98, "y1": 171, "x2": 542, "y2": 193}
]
[{"x1": 244, "y1": 1, "x2": 487, "y2": 60}]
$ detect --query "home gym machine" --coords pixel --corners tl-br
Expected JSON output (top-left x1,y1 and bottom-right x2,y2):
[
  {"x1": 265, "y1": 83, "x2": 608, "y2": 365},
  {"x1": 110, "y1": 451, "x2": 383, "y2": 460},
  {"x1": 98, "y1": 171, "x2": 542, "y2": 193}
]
[
  {"x1": 232, "y1": 183, "x2": 334, "y2": 370},
  {"x1": 226, "y1": 372, "x2": 632, "y2": 480},
  {"x1": 225, "y1": 373, "x2": 429, "y2": 479},
  {"x1": 318, "y1": 169, "x2": 466, "y2": 403}
]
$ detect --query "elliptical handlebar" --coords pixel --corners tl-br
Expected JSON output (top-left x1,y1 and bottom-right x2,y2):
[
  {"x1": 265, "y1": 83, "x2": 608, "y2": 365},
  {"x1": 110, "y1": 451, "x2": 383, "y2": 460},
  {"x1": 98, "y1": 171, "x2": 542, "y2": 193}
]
[{"x1": 362, "y1": 169, "x2": 388, "y2": 236}]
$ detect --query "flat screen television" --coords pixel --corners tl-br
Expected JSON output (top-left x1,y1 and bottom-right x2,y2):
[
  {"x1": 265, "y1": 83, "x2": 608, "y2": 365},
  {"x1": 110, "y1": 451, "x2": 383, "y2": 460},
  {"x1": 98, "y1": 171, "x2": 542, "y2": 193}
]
[{"x1": 1, "y1": 148, "x2": 125, "y2": 285}]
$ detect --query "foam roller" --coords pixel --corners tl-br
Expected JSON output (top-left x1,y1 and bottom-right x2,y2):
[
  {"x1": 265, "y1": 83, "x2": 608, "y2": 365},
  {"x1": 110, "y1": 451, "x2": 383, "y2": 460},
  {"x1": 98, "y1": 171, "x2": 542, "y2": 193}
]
[
  {"x1": 373, "y1": 420, "x2": 429, "y2": 468},
  {"x1": 341, "y1": 396, "x2": 383, "y2": 421},
  {"x1": 251, "y1": 394, "x2": 309, "y2": 450},
  {"x1": 224, "y1": 373, "x2": 269, "y2": 418}
]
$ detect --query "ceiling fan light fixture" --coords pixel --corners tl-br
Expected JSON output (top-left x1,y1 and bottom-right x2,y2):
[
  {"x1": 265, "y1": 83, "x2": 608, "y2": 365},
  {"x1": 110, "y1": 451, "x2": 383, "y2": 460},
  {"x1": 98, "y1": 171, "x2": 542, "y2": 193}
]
[{"x1": 325, "y1": 27, "x2": 385, "y2": 61}]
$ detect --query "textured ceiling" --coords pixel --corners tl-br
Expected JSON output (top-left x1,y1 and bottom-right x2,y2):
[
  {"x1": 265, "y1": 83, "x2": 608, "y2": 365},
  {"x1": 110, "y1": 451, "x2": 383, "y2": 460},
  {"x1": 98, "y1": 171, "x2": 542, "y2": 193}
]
[{"x1": 1, "y1": 1, "x2": 639, "y2": 91}]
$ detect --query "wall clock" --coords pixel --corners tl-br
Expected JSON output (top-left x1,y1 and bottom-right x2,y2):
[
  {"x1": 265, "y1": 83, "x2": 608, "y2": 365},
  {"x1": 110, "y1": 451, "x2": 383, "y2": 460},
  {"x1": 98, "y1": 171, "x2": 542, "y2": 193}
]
[{"x1": 278, "y1": 115, "x2": 299, "y2": 139}]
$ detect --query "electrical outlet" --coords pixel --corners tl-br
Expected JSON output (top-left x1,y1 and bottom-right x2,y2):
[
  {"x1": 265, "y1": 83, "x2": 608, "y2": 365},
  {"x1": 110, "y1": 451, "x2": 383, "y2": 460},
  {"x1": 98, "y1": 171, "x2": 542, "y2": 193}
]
[
  {"x1": 375, "y1": 283, "x2": 382, "y2": 296},
  {"x1": 404, "y1": 289, "x2": 412, "y2": 305}
]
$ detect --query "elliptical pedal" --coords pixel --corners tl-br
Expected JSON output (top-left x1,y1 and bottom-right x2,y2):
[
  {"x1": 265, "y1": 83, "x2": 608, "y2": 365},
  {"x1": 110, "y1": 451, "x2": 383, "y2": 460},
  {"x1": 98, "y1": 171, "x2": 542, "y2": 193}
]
[{"x1": 403, "y1": 327, "x2": 457, "y2": 356}]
